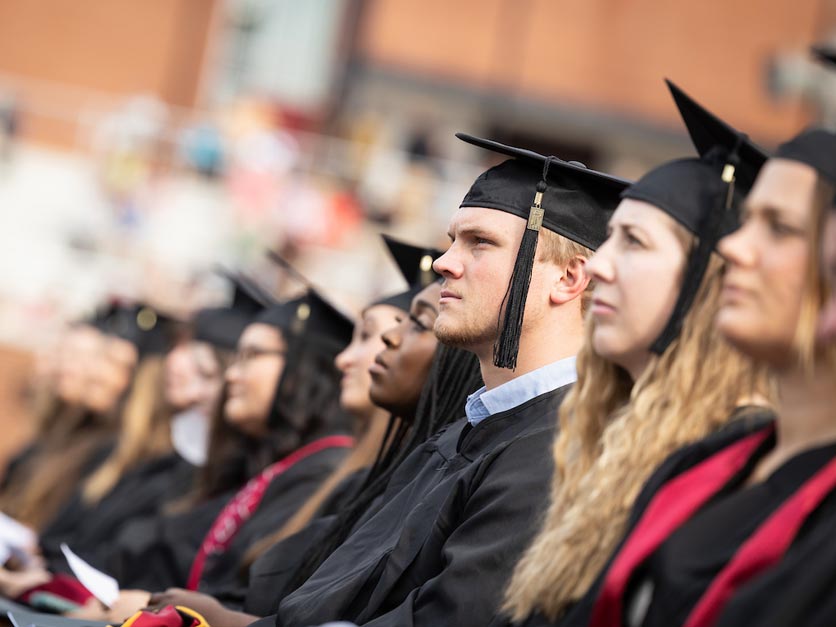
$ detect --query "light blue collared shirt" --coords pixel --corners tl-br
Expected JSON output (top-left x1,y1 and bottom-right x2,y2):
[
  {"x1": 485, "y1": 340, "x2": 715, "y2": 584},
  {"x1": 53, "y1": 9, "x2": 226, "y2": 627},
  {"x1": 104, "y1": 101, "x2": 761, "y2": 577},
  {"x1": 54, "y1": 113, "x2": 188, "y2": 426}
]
[{"x1": 464, "y1": 356, "x2": 577, "y2": 426}]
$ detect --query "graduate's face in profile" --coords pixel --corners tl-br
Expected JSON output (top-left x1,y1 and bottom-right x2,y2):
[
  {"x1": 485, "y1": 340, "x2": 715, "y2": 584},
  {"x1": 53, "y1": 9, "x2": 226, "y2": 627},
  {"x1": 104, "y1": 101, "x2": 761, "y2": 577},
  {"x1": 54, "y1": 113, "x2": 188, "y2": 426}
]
[
  {"x1": 818, "y1": 211, "x2": 836, "y2": 342},
  {"x1": 718, "y1": 159, "x2": 815, "y2": 367},
  {"x1": 587, "y1": 199, "x2": 687, "y2": 378},
  {"x1": 370, "y1": 283, "x2": 440, "y2": 419},
  {"x1": 84, "y1": 336, "x2": 138, "y2": 413},
  {"x1": 224, "y1": 323, "x2": 286, "y2": 437},
  {"x1": 164, "y1": 340, "x2": 223, "y2": 414},
  {"x1": 335, "y1": 304, "x2": 402, "y2": 419},
  {"x1": 434, "y1": 207, "x2": 531, "y2": 352},
  {"x1": 55, "y1": 325, "x2": 103, "y2": 405}
]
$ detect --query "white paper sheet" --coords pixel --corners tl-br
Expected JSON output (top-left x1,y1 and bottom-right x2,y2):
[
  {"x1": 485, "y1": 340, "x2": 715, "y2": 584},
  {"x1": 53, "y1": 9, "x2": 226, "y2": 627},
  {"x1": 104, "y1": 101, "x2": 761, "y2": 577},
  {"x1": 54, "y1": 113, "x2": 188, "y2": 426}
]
[
  {"x1": 170, "y1": 408, "x2": 210, "y2": 467},
  {"x1": 0, "y1": 512, "x2": 37, "y2": 551},
  {"x1": 59, "y1": 544, "x2": 119, "y2": 608}
]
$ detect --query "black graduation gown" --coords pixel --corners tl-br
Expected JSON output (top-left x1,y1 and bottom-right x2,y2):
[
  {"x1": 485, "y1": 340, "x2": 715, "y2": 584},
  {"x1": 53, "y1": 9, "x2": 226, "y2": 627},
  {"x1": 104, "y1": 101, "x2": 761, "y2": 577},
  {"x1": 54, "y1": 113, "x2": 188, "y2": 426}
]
[
  {"x1": 105, "y1": 490, "x2": 231, "y2": 591},
  {"x1": 195, "y1": 444, "x2": 349, "y2": 595},
  {"x1": 510, "y1": 409, "x2": 775, "y2": 627},
  {"x1": 267, "y1": 385, "x2": 569, "y2": 627},
  {"x1": 104, "y1": 443, "x2": 348, "y2": 592},
  {"x1": 4, "y1": 439, "x2": 117, "y2": 537},
  {"x1": 710, "y1": 463, "x2": 836, "y2": 627},
  {"x1": 213, "y1": 467, "x2": 370, "y2": 614},
  {"x1": 39, "y1": 453, "x2": 196, "y2": 573},
  {"x1": 624, "y1": 439, "x2": 836, "y2": 627},
  {"x1": 238, "y1": 516, "x2": 336, "y2": 615}
]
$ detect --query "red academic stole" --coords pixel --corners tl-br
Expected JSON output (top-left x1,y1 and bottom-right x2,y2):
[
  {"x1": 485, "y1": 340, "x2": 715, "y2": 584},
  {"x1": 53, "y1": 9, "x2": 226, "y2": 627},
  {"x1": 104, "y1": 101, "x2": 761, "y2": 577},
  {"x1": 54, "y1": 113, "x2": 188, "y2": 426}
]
[
  {"x1": 589, "y1": 426, "x2": 836, "y2": 627},
  {"x1": 186, "y1": 435, "x2": 353, "y2": 591}
]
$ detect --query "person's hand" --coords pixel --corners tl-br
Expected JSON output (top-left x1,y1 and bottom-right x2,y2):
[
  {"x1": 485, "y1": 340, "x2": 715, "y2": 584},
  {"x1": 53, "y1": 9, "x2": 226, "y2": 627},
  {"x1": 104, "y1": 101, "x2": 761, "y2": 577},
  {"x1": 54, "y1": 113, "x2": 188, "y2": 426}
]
[
  {"x1": 106, "y1": 589, "x2": 152, "y2": 624},
  {"x1": 0, "y1": 565, "x2": 51, "y2": 598},
  {"x1": 64, "y1": 598, "x2": 108, "y2": 620},
  {"x1": 149, "y1": 589, "x2": 257, "y2": 627}
]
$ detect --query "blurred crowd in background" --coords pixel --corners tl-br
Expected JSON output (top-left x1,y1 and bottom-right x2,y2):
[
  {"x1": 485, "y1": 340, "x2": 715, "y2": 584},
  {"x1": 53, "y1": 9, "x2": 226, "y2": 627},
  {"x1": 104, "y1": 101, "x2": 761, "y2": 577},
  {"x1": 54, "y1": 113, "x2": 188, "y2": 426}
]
[{"x1": 0, "y1": 0, "x2": 833, "y2": 463}]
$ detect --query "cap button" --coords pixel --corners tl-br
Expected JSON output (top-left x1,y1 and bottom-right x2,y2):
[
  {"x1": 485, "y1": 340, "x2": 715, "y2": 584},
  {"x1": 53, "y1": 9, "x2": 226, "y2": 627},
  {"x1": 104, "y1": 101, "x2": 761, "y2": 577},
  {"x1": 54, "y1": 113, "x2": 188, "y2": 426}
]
[{"x1": 137, "y1": 307, "x2": 158, "y2": 331}]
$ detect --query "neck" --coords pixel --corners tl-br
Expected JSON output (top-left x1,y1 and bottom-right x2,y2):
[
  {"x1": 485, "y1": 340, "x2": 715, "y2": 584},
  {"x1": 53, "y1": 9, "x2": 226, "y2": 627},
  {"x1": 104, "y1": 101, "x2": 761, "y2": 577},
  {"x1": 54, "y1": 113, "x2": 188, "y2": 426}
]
[
  {"x1": 772, "y1": 365, "x2": 836, "y2": 456},
  {"x1": 355, "y1": 405, "x2": 391, "y2": 437},
  {"x1": 478, "y1": 318, "x2": 583, "y2": 391},
  {"x1": 623, "y1": 352, "x2": 652, "y2": 383},
  {"x1": 345, "y1": 407, "x2": 391, "y2": 468}
]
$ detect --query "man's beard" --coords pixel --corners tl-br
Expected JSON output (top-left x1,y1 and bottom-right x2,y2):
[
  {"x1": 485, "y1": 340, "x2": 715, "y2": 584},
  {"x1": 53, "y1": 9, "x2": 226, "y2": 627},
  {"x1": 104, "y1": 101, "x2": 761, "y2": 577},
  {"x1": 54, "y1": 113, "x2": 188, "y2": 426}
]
[{"x1": 434, "y1": 311, "x2": 497, "y2": 350}]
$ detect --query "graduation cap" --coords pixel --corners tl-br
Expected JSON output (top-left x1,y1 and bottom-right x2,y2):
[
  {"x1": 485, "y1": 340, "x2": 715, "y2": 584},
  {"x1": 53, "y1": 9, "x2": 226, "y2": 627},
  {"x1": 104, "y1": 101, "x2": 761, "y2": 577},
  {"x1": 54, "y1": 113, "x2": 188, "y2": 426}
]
[
  {"x1": 633, "y1": 80, "x2": 769, "y2": 353},
  {"x1": 89, "y1": 302, "x2": 175, "y2": 356},
  {"x1": 666, "y1": 79, "x2": 768, "y2": 196},
  {"x1": 254, "y1": 292, "x2": 352, "y2": 353},
  {"x1": 456, "y1": 133, "x2": 630, "y2": 369},
  {"x1": 776, "y1": 127, "x2": 836, "y2": 212},
  {"x1": 192, "y1": 271, "x2": 270, "y2": 351},
  {"x1": 775, "y1": 128, "x2": 836, "y2": 187},
  {"x1": 375, "y1": 234, "x2": 443, "y2": 311},
  {"x1": 261, "y1": 252, "x2": 355, "y2": 354}
]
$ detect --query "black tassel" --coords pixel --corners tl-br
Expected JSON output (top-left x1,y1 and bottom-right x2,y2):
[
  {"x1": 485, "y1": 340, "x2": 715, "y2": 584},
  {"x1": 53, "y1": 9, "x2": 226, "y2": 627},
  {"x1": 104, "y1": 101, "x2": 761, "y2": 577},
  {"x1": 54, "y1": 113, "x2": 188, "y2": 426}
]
[
  {"x1": 648, "y1": 222, "x2": 717, "y2": 354},
  {"x1": 650, "y1": 137, "x2": 743, "y2": 354},
  {"x1": 493, "y1": 177, "x2": 548, "y2": 369}
]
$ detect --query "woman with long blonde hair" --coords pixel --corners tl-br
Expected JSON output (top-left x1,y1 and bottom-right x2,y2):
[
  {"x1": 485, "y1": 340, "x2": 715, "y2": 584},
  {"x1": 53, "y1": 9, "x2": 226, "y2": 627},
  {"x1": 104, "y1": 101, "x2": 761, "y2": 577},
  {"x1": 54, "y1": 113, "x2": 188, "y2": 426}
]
[
  {"x1": 523, "y1": 137, "x2": 836, "y2": 626},
  {"x1": 561, "y1": 128, "x2": 836, "y2": 627},
  {"x1": 501, "y1": 85, "x2": 773, "y2": 626}
]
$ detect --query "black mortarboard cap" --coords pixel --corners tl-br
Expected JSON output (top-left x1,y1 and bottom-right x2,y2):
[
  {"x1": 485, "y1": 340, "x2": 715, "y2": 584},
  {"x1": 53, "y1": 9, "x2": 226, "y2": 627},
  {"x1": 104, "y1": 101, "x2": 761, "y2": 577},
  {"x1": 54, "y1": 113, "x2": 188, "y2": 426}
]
[
  {"x1": 256, "y1": 292, "x2": 354, "y2": 355},
  {"x1": 261, "y1": 252, "x2": 355, "y2": 355},
  {"x1": 90, "y1": 302, "x2": 175, "y2": 356},
  {"x1": 775, "y1": 128, "x2": 836, "y2": 187},
  {"x1": 666, "y1": 79, "x2": 768, "y2": 196},
  {"x1": 777, "y1": 127, "x2": 836, "y2": 211},
  {"x1": 456, "y1": 133, "x2": 630, "y2": 369},
  {"x1": 635, "y1": 80, "x2": 768, "y2": 353},
  {"x1": 375, "y1": 234, "x2": 443, "y2": 311},
  {"x1": 192, "y1": 271, "x2": 269, "y2": 350},
  {"x1": 624, "y1": 158, "x2": 739, "y2": 234}
]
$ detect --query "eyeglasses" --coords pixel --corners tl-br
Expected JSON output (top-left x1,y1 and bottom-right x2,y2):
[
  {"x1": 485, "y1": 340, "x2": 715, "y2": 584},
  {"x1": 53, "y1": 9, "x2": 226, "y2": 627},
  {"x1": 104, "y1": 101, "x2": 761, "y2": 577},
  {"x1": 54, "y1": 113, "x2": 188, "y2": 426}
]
[{"x1": 231, "y1": 347, "x2": 286, "y2": 367}]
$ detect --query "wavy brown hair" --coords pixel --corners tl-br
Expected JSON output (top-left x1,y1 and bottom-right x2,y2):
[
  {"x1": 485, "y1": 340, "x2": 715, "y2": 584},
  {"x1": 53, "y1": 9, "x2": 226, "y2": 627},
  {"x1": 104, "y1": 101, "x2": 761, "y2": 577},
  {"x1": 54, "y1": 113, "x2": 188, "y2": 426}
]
[
  {"x1": 81, "y1": 356, "x2": 172, "y2": 504},
  {"x1": 796, "y1": 177, "x2": 836, "y2": 372},
  {"x1": 503, "y1": 250, "x2": 773, "y2": 622},
  {"x1": 0, "y1": 400, "x2": 118, "y2": 530}
]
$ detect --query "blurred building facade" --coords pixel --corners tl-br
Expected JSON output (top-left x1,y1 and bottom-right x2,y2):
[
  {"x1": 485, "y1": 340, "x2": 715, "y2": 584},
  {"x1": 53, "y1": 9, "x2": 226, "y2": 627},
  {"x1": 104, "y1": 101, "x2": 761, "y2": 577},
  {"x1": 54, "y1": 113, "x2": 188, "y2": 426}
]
[
  {"x1": 0, "y1": 0, "x2": 831, "y2": 336},
  {"x1": 2, "y1": 1, "x2": 833, "y2": 154}
]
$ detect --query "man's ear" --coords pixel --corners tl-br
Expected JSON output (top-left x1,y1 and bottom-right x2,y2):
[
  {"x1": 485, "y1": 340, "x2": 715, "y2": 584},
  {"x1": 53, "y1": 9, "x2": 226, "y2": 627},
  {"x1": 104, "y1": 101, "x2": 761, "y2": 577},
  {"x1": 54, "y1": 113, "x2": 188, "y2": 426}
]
[{"x1": 549, "y1": 255, "x2": 591, "y2": 306}]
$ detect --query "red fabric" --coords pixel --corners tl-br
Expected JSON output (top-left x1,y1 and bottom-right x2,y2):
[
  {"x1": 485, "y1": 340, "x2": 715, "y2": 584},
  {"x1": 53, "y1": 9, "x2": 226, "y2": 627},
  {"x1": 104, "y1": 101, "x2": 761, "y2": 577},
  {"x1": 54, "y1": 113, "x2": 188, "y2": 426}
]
[
  {"x1": 185, "y1": 435, "x2": 353, "y2": 590},
  {"x1": 18, "y1": 572, "x2": 95, "y2": 605},
  {"x1": 589, "y1": 428, "x2": 772, "y2": 627},
  {"x1": 684, "y1": 454, "x2": 836, "y2": 626}
]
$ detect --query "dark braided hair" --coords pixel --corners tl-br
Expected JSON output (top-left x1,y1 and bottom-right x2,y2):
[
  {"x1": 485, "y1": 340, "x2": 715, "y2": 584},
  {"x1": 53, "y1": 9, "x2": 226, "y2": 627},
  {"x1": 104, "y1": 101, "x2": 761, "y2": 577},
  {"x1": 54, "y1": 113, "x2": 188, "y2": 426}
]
[{"x1": 282, "y1": 342, "x2": 482, "y2": 596}]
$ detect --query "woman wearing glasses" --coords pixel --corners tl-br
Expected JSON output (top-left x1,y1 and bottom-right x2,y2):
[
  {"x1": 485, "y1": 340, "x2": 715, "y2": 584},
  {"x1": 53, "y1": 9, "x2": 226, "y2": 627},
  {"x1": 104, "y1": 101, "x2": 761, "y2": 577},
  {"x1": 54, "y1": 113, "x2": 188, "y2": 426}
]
[{"x1": 74, "y1": 289, "x2": 354, "y2": 615}]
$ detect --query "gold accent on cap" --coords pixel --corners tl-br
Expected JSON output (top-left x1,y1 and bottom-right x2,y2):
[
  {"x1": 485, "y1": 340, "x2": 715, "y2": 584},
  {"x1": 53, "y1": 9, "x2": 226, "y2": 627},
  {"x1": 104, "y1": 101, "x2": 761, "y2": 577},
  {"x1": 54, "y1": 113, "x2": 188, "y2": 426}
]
[
  {"x1": 527, "y1": 207, "x2": 545, "y2": 232},
  {"x1": 296, "y1": 303, "x2": 311, "y2": 321},
  {"x1": 136, "y1": 307, "x2": 157, "y2": 331},
  {"x1": 419, "y1": 254, "x2": 433, "y2": 273},
  {"x1": 722, "y1": 164, "x2": 736, "y2": 184},
  {"x1": 526, "y1": 190, "x2": 545, "y2": 232}
]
